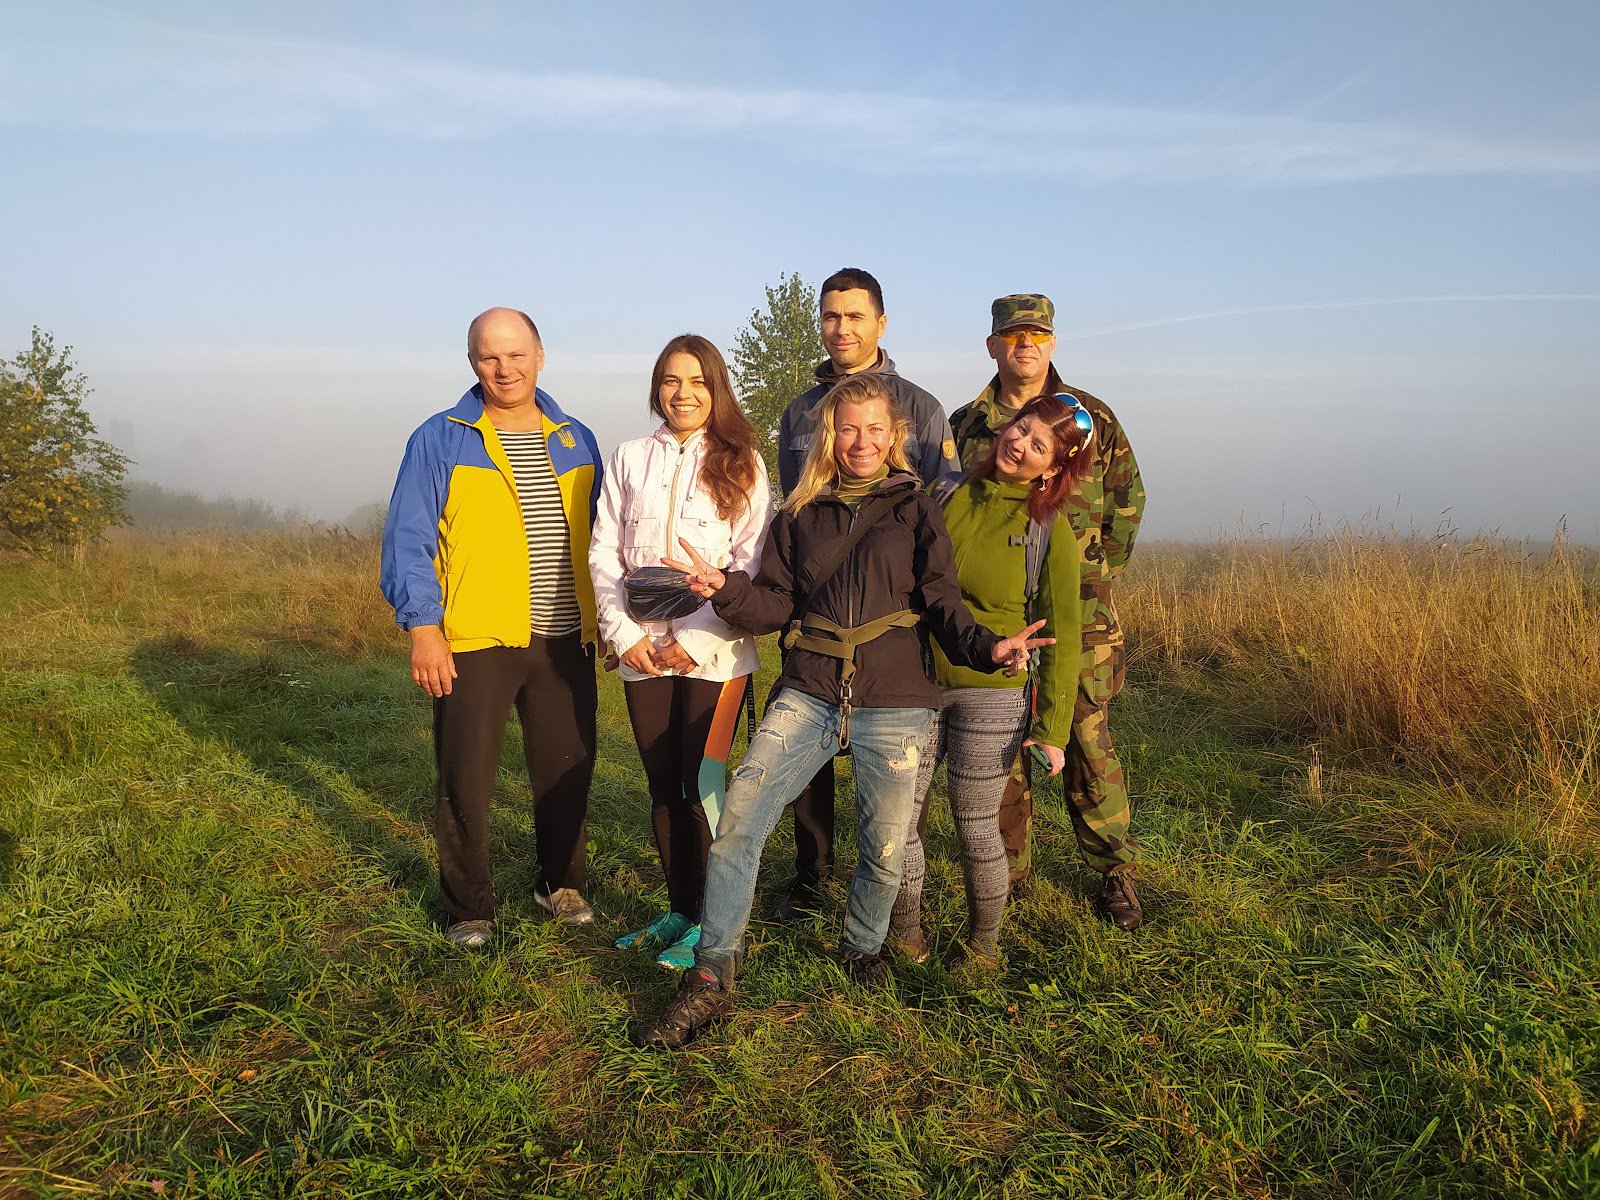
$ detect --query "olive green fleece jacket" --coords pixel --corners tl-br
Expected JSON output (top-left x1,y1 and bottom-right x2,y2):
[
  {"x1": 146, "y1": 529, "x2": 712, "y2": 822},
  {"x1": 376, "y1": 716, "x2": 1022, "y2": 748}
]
[{"x1": 930, "y1": 478, "x2": 1084, "y2": 748}]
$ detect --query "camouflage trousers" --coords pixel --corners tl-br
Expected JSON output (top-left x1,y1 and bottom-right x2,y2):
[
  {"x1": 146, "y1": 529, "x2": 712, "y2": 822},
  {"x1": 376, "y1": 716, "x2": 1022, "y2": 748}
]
[{"x1": 997, "y1": 639, "x2": 1138, "y2": 879}]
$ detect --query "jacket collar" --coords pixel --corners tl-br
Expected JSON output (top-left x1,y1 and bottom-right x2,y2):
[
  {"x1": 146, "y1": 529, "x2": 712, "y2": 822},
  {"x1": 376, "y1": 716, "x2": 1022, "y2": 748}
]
[
  {"x1": 812, "y1": 349, "x2": 900, "y2": 386},
  {"x1": 971, "y1": 363, "x2": 1065, "y2": 427},
  {"x1": 650, "y1": 424, "x2": 705, "y2": 450},
  {"x1": 447, "y1": 385, "x2": 570, "y2": 429},
  {"x1": 816, "y1": 468, "x2": 919, "y2": 501}
]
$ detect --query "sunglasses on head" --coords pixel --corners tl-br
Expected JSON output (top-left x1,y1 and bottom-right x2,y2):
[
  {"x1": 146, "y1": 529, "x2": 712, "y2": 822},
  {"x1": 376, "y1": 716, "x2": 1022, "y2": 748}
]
[{"x1": 1053, "y1": 393, "x2": 1095, "y2": 438}]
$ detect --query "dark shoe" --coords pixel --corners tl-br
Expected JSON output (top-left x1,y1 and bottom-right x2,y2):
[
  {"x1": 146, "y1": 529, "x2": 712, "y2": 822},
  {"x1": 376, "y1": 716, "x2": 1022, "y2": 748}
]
[
  {"x1": 444, "y1": 919, "x2": 495, "y2": 950},
  {"x1": 840, "y1": 950, "x2": 889, "y2": 988},
  {"x1": 1006, "y1": 867, "x2": 1034, "y2": 899},
  {"x1": 1097, "y1": 872, "x2": 1143, "y2": 931},
  {"x1": 771, "y1": 879, "x2": 822, "y2": 923},
  {"x1": 630, "y1": 968, "x2": 731, "y2": 1050},
  {"x1": 943, "y1": 940, "x2": 1003, "y2": 980},
  {"x1": 535, "y1": 886, "x2": 594, "y2": 927},
  {"x1": 884, "y1": 926, "x2": 931, "y2": 965}
]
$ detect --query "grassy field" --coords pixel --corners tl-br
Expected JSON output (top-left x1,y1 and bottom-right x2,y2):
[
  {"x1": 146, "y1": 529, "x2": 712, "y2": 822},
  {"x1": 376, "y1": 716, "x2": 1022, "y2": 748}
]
[{"x1": 1, "y1": 529, "x2": 1596, "y2": 1198}]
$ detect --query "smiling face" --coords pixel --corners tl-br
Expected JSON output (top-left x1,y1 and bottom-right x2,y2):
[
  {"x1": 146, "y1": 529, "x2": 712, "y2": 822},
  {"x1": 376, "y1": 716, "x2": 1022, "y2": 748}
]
[
  {"x1": 992, "y1": 413, "x2": 1059, "y2": 485},
  {"x1": 469, "y1": 309, "x2": 544, "y2": 411},
  {"x1": 820, "y1": 288, "x2": 888, "y2": 374},
  {"x1": 656, "y1": 350, "x2": 713, "y2": 441},
  {"x1": 832, "y1": 397, "x2": 894, "y2": 478}
]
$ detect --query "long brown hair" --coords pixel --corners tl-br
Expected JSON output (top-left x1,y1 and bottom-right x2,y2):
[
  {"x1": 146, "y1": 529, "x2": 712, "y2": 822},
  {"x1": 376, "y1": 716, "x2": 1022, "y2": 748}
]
[
  {"x1": 970, "y1": 393, "x2": 1094, "y2": 523},
  {"x1": 783, "y1": 374, "x2": 911, "y2": 513},
  {"x1": 648, "y1": 334, "x2": 760, "y2": 521}
]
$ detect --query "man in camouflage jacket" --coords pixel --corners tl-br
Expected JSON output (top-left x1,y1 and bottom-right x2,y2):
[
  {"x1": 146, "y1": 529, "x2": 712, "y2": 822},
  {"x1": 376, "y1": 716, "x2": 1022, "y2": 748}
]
[{"x1": 948, "y1": 293, "x2": 1146, "y2": 928}]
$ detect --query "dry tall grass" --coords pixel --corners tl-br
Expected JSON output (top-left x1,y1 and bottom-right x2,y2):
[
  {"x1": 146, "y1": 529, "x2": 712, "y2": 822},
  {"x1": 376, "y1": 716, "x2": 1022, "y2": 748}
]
[
  {"x1": 1119, "y1": 525, "x2": 1600, "y2": 844},
  {"x1": 18, "y1": 523, "x2": 1598, "y2": 845}
]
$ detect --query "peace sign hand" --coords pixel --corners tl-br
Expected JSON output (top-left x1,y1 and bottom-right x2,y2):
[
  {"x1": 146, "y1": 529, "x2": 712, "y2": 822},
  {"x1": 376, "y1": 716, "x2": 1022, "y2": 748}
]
[
  {"x1": 991, "y1": 618, "x2": 1053, "y2": 676},
  {"x1": 661, "y1": 537, "x2": 727, "y2": 599}
]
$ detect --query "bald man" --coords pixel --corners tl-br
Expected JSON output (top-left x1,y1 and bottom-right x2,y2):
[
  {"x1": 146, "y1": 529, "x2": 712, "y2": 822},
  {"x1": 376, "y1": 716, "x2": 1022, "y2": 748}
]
[{"x1": 381, "y1": 308, "x2": 604, "y2": 947}]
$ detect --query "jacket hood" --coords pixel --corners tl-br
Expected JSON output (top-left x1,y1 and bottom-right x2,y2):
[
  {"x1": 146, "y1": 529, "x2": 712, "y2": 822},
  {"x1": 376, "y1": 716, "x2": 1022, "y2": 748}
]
[{"x1": 812, "y1": 350, "x2": 901, "y2": 386}]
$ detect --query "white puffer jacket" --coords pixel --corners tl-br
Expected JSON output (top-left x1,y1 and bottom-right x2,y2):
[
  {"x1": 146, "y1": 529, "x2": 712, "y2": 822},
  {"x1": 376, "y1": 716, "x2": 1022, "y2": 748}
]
[{"x1": 589, "y1": 426, "x2": 773, "y2": 682}]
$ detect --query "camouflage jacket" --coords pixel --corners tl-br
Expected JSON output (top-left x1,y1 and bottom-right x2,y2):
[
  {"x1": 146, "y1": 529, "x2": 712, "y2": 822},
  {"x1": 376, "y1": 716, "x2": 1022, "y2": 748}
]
[{"x1": 948, "y1": 365, "x2": 1144, "y2": 644}]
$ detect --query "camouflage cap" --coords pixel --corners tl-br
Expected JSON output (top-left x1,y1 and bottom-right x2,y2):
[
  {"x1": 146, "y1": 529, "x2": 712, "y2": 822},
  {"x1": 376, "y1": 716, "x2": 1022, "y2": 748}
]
[{"x1": 991, "y1": 294, "x2": 1055, "y2": 335}]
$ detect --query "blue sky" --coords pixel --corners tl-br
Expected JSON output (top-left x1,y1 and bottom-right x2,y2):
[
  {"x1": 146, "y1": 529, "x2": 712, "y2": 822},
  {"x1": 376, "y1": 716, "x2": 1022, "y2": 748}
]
[{"x1": 4, "y1": 1, "x2": 1597, "y2": 539}]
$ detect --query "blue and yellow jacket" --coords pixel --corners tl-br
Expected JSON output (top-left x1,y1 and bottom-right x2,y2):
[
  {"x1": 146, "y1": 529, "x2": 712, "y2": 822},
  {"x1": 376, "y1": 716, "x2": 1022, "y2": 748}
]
[{"x1": 380, "y1": 386, "x2": 603, "y2": 650}]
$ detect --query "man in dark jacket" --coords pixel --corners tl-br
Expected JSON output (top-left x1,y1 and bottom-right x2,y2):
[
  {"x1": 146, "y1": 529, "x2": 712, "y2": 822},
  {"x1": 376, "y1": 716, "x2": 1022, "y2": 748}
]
[{"x1": 771, "y1": 267, "x2": 961, "y2": 920}]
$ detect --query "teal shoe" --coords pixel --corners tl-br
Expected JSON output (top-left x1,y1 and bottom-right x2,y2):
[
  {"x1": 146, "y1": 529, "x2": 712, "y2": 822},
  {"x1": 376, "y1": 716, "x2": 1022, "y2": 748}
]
[
  {"x1": 615, "y1": 910, "x2": 692, "y2": 952},
  {"x1": 654, "y1": 924, "x2": 702, "y2": 971}
]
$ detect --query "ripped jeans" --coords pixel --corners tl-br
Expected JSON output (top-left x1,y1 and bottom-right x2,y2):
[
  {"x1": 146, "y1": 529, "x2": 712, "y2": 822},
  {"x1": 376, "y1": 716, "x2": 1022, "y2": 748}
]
[{"x1": 695, "y1": 689, "x2": 935, "y2": 980}]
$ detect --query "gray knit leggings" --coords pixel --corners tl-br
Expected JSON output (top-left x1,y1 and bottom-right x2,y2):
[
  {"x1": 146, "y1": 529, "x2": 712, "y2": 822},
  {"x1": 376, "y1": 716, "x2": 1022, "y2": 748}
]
[{"x1": 890, "y1": 686, "x2": 1029, "y2": 953}]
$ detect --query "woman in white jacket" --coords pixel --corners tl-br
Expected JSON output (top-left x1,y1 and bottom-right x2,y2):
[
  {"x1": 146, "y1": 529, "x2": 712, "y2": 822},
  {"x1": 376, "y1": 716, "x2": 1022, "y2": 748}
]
[{"x1": 590, "y1": 334, "x2": 773, "y2": 968}]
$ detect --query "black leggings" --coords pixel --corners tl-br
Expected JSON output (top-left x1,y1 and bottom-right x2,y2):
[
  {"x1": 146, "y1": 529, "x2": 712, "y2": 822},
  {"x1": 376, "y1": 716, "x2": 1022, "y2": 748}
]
[{"x1": 623, "y1": 674, "x2": 749, "y2": 921}]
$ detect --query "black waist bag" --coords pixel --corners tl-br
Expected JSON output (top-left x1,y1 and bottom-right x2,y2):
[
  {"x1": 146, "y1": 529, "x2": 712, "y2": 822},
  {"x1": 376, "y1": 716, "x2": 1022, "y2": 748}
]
[{"x1": 624, "y1": 565, "x2": 708, "y2": 623}]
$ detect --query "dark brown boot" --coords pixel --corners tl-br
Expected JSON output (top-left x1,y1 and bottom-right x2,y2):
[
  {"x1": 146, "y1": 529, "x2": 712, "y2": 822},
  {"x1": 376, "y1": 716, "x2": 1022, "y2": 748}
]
[
  {"x1": 630, "y1": 967, "x2": 731, "y2": 1049},
  {"x1": 1097, "y1": 871, "x2": 1143, "y2": 931}
]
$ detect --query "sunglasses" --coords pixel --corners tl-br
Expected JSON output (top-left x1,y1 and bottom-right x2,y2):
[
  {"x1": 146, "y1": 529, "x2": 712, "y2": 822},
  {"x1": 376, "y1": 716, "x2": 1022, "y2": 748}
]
[
  {"x1": 993, "y1": 328, "x2": 1054, "y2": 347},
  {"x1": 1053, "y1": 393, "x2": 1095, "y2": 438}
]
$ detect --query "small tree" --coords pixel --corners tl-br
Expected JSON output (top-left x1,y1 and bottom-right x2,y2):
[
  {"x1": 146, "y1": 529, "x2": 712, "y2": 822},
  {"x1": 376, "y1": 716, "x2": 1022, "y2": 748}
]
[
  {"x1": 730, "y1": 272, "x2": 819, "y2": 487},
  {"x1": 0, "y1": 327, "x2": 130, "y2": 554}
]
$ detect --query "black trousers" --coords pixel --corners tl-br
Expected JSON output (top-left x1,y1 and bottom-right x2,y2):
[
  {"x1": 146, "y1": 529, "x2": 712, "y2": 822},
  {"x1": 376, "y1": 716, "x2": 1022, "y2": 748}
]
[
  {"x1": 790, "y1": 759, "x2": 837, "y2": 887},
  {"x1": 432, "y1": 637, "x2": 596, "y2": 923},
  {"x1": 623, "y1": 674, "x2": 749, "y2": 922}
]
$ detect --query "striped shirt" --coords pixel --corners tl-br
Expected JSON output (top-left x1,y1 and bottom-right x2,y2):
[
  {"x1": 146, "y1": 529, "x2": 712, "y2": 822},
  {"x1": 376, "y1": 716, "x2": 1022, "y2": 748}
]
[{"x1": 495, "y1": 428, "x2": 581, "y2": 637}]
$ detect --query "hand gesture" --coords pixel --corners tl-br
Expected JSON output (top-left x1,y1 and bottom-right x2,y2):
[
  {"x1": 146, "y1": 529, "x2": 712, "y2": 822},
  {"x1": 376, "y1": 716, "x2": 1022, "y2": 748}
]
[
  {"x1": 991, "y1": 619, "x2": 1053, "y2": 676},
  {"x1": 1022, "y1": 738, "x2": 1065, "y2": 777},
  {"x1": 661, "y1": 537, "x2": 726, "y2": 599},
  {"x1": 652, "y1": 635, "x2": 698, "y2": 674}
]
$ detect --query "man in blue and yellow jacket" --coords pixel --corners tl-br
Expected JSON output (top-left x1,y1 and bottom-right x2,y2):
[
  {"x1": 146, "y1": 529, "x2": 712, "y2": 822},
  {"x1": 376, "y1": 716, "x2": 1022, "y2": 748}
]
[{"x1": 381, "y1": 307, "x2": 603, "y2": 948}]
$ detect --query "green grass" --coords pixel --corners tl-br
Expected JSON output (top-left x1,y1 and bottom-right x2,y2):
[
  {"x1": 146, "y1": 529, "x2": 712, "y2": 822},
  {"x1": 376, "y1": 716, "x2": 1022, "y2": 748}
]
[{"x1": 0, "y1": 541, "x2": 1596, "y2": 1198}]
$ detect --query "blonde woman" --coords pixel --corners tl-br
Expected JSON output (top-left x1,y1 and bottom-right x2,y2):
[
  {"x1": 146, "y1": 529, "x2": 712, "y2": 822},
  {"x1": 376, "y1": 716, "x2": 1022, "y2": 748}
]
[{"x1": 631, "y1": 373, "x2": 1052, "y2": 1048}]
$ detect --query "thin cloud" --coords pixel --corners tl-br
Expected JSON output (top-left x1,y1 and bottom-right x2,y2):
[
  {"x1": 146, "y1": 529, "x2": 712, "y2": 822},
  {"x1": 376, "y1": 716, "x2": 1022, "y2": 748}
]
[
  {"x1": 1062, "y1": 294, "x2": 1600, "y2": 340},
  {"x1": 4, "y1": 21, "x2": 1599, "y2": 184}
]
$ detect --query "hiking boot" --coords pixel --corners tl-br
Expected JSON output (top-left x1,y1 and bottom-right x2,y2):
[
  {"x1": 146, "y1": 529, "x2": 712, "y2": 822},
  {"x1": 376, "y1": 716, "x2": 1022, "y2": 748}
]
[
  {"x1": 615, "y1": 910, "x2": 692, "y2": 952},
  {"x1": 884, "y1": 926, "x2": 931, "y2": 965},
  {"x1": 771, "y1": 879, "x2": 822, "y2": 923},
  {"x1": 445, "y1": 919, "x2": 494, "y2": 949},
  {"x1": 630, "y1": 967, "x2": 731, "y2": 1049},
  {"x1": 1007, "y1": 867, "x2": 1034, "y2": 899},
  {"x1": 1097, "y1": 872, "x2": 1143, "y2": 931},
  {"x1": 536, "y1": 886, "x2": 595, "y2": 927},
  {"x1": 840, "y1": 950, "x2": 889, "y2": 988}
]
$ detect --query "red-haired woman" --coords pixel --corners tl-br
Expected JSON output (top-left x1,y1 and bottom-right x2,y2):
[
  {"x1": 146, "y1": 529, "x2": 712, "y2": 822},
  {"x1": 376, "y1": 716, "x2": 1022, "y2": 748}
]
[
  {"x1": 888, "y1": 393, "x2": 1094, "y2": 970},
  {"x1": 589, "y1": 334, "x2": 772, "y2": 969}
]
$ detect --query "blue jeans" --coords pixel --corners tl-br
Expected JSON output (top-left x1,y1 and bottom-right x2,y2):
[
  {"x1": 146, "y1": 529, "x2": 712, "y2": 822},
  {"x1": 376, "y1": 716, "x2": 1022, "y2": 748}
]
[{"x1": 695, "y1": 689, "x2": 934, "y2": 981}]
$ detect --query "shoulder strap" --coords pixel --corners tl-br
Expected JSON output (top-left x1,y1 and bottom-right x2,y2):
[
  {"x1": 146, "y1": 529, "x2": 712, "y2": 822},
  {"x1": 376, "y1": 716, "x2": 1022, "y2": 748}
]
[
  {"x1": 795, "y1": 490, "x2": 900, "y2": 610},
  {"x1": 927, "y1": 471, "x2": 963, "y2": 506},
  {"x1": 1023, "y1": 515, "x2": 1053, "y2": 620}
]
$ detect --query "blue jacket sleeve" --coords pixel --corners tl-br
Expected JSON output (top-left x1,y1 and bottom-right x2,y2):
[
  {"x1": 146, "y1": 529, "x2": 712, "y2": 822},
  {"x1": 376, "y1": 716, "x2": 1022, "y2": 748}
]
[{"x1": 379, "y1": 421, "x2": 450, "y2": 631}]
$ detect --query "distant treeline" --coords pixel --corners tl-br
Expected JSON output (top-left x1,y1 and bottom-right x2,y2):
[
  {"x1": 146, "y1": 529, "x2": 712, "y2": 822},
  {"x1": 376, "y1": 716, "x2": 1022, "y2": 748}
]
[{"x1": 124, "y1": 481, "x2": 314, "y2": 532}]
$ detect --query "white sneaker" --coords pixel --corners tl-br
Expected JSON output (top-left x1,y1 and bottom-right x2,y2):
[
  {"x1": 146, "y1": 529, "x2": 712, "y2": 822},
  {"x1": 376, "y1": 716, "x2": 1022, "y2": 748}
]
[{"x1": 536, "y1": 886, "x2": 594, "y2": 926}]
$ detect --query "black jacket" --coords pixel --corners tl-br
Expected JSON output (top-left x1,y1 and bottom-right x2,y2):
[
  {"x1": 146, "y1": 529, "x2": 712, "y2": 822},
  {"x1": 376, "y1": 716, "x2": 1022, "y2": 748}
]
[{"x1": 712, "y1": 472, "x2": 1001, "y2": 709}]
